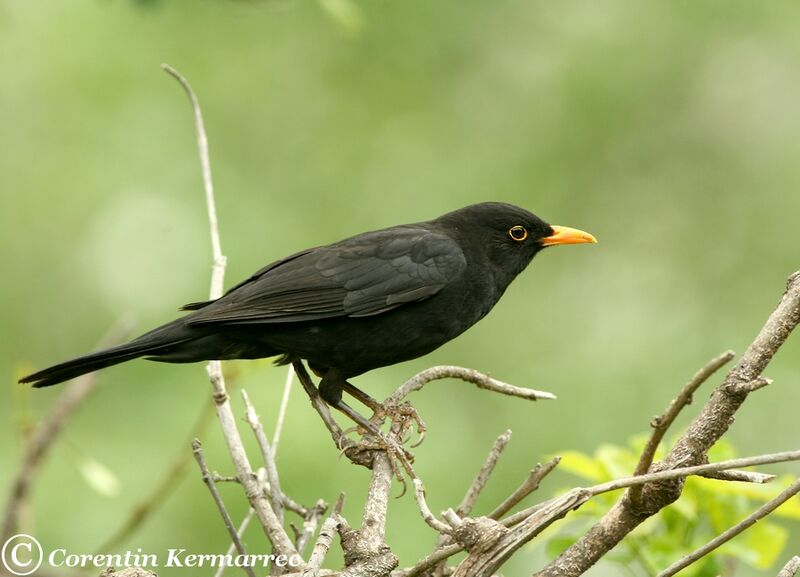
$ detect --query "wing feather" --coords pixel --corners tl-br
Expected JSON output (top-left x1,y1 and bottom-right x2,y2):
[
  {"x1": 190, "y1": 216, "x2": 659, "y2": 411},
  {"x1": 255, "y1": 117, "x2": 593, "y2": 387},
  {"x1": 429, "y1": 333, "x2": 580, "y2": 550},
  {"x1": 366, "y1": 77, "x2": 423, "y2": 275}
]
[{"x1": 185, "y1": 226, "x2": 465, "y2": 326}]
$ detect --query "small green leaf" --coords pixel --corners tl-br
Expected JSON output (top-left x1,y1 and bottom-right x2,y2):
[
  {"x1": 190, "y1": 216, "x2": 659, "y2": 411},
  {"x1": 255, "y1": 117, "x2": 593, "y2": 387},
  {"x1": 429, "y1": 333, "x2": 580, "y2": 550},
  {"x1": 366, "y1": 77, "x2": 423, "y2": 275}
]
[
  {"x1": 79, "y1": 457, "x2": 121, "y2": 498},
  {"x1": 318, "y1": 0, "x2": 366, "y2": 35},
  {"x1": 555, "y1": 451, "x2": 607, "y2": 483},
  {"x1": 738, "y1": 521, "x2": 787, "y2": 569}
]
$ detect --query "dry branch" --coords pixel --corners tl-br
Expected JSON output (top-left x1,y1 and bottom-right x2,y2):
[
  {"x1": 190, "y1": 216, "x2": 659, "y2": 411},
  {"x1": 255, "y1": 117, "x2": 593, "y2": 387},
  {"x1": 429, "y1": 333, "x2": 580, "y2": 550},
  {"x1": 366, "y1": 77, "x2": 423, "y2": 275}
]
[
  {"x1": 537, "y1": 271, "x2": 800, "y2": 577},
  {"x1": 192, "y1": 439, "x2": 257, "y2": 577},
  {"x1": 630, "y1": 349, "x2": 734, "y2": 502},
  {"x1": 164, "y1": 62, "x2": 300, "y2": 562},
  {"x1": 242, "y1": 389, "x2": 285, "y2": 523},
  {"x1": 386, "y1": 366, "x2": 555, "y2": 406},
  {"x1": 778, "y1": 557, "x2": 800, "y2": 577},
  {"x1": 655, "y1": 477, "x2": 800, "y2": 577},
  {"x1": 488, "y1": 457, "x2": 561, "y2": 520},
  {"x1": 91, "y1": 65, "x2": 799, "y2": 577}
]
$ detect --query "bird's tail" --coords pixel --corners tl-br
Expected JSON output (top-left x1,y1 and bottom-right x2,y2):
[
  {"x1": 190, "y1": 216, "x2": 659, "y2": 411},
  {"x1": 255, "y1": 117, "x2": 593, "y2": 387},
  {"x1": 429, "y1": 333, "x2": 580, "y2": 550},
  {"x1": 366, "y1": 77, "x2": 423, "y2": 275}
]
[{"x1": 19, "y1": 318, "x2": 195, "y2": 388}]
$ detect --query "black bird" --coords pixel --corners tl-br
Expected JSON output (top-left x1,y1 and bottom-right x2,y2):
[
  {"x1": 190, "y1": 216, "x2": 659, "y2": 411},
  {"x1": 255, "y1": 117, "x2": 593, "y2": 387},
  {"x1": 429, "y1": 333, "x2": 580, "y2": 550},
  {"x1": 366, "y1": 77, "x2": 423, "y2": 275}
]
[{"x1": 20, "y1": 202, "x2": 596, "y2": 421}]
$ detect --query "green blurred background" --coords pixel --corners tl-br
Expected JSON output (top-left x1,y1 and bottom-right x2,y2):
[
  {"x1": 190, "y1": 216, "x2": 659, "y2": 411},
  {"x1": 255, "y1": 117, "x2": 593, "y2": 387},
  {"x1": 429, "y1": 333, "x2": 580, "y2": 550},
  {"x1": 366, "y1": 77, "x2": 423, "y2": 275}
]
[{"x1": 2, "y1": 0, "x2": 800, "y2": 575}]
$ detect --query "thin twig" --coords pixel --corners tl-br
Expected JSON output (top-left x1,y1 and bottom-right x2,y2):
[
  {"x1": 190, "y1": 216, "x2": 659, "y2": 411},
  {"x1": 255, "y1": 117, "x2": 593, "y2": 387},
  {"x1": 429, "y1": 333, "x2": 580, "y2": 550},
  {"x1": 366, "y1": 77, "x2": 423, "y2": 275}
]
[
  {"x1": 161, "y1": 63, "x2": 224, "y2": 287},
  {"x1": 431, "y1": 431, "x2": 512, "y2": 576},
  {"x1": 538, "y1": 271, "x2": 800, "y2": 577},
  {"x1": 212, "y1": 473, "x2": 240, "y2": 483},
  {"x1": 385, "y1": 366, "x2": 556, "y2": 406},
  {"x1": 413, "y1": 478, "x2": 452, "y2": 534},
  {"x1": 2, "y1": 319, "x2": 132, "y2": 542},
  {"x1": 505, "y1": 449, "x2": 800, "y2": 529},
  {"x1": 397, "y1": 448, "x2": 797, "y2": 576},
  {"x1": 242, "y1": 389, "x2": 285, "y2": 523},
  {"x1": 591, "y1": 450, "x2": 800, "y2": 496},
  {"x1": 656, "y1": 478, "x2": 800, "y2": 577},
  {"x1": 296, "y1": 499, "x2": 329, "y2": 555},
  {"x1": 307, "y1": 494, "x2": 345, "y2": 571},
  {"x1": 163, "y1": 62, "x2": 300, "y2": 562},
  {"x1": 724, "y1": 376, "x2": 773, "y2": 395},
  {"x1": 192, "y1": 439, "x2": 257, "y2": 577},
  {"x1": 456, "y1": 430, "x2": 512, "y2": 517},
  {"x1": 273, "y1": 365, "x2": 295, "y2": 456},
  {"x1": 488, "y1": 456, "x2": 561, "y2": 520},
  {"x1": 400, "y1": 544, "x2": 463, "y2": 577},
  {"x1": 213, "y1": 507, "x2": 255, "y2": 577},
  {"x1": 631, "y1": 349, "x2": 735, "y2": 503},
  {"x1": 699, "y1": 469, "x2": 774, "y2": 484},
  {"x1": 778, "y1": 557, "x2": 800, "y2": 577}
]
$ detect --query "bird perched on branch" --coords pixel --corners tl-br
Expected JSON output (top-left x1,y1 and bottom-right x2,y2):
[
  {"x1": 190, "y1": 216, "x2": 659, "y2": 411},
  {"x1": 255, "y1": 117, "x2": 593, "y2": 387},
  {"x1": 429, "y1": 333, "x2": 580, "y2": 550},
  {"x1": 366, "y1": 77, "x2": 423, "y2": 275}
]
[{"x1": 21, "y1": 202, "x2": 596, "y2": 427}]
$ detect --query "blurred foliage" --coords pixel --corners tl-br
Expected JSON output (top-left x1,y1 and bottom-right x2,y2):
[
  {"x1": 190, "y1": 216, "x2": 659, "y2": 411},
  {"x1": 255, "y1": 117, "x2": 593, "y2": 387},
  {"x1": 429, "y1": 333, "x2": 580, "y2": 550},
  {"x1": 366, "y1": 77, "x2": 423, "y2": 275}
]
[
  {"x1": 548, "y1": 437, "x2": 800, "y2": 576},
  {"x1": 2, "y1": 1, "x2": 800, "y2": 576}
]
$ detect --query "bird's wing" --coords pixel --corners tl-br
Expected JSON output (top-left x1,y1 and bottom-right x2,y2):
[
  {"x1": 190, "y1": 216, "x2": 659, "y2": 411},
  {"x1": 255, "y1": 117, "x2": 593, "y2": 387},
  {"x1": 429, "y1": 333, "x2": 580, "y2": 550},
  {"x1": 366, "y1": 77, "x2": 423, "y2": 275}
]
[{"x1": 184, "y1": 226, "x2": 466, "y2": 325}]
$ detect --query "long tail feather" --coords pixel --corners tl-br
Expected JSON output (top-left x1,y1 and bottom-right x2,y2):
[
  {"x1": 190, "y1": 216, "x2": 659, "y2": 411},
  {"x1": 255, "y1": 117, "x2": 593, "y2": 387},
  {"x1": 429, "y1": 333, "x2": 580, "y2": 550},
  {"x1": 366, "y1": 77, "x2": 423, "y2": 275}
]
[{"x1": 19, "y1": 319, "x2": 193, "y2": 388}]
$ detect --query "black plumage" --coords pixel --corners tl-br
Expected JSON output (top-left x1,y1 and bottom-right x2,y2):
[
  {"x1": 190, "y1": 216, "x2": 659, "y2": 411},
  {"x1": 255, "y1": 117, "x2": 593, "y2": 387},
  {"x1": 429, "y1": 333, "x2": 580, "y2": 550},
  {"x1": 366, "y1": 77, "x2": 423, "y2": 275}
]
[{"x1": 20, "y1": 202, "x2": 596, "y2": 412}]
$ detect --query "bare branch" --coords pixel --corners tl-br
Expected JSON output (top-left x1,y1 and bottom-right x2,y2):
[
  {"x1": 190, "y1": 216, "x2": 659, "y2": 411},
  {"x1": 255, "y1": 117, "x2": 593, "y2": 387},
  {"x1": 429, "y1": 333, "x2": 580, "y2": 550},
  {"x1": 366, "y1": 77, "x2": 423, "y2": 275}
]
[
  {"x1": 306, "y1": 494, "x2": 345, "y2": 571},
  {"x1": 501, "y1": 449, "x2": 800, "y2": 534},
  {"x1": 413, "y1": 478, "x2": 453, "y2": 534},
  {"x1": 192, "y1": 439, "x2": 257, "y2": 577},
  {"x1": 724, "y1": 376, "x2": 773, "y2": 395},
  {"x1": 457, "y1": 430, "x2": 511, "y2": 517},
  {"x1": 699, "y1": 469, "x2": 775, "y2": 484},
  {"x1": 400, "y1": 544, "x2": 463, "y2": 577},
  {"x1": 3, "y1": 319, "x2": 132, "y2": 542},
  {"x1": 488, "y1": 456, "x2": 561, "y2": 520},
  {"x1": 588, "y1": 450, "x2": 800, "y2": 495},
  {"x1": 457, "y1": 489, "x2": 590, "y2": 577},
  {"x1": 538, "y1": 271, "x2": 800, "y2": 577},
  {"x1": 430, "y1": 431, "x2": 512, "y2": 576},
  {"x1": 272, "y1": 365, "x2": 295, "y2": 455},
  {"x1": 385, "y1": 366, "x2": 556, "y2": 406},
  {"x1": 242, "y1": 389, "x2": 285, "y2": 523},
  {"x1": 161, "y1": 63, "x2": 224, "y2": 287},
  {"x1": 632, "y1": 349, "x2": 735, "y2": 495},
  {"x1": 214, "y1": 507, "x2": 255, "y2": 577},
  {"x1": 778, "y1": 557, "x2": 800, "y2": 577},
  {"x1": 163, "y1": 62, "x2": 300, "y2": 562},
  {"x1": 656, "y1": 478, "x2": 800, "y2": 577},
  {"x1": 358, "y1": 454, "x2": 395, "y2": 551}
]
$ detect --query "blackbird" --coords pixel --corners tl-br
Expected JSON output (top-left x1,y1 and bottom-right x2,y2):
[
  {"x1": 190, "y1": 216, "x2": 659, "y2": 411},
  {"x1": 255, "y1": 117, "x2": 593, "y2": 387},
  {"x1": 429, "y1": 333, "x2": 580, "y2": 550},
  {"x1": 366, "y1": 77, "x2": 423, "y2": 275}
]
[{"x1": 21, "y1": 202, "x2": 595, "y2": 422}]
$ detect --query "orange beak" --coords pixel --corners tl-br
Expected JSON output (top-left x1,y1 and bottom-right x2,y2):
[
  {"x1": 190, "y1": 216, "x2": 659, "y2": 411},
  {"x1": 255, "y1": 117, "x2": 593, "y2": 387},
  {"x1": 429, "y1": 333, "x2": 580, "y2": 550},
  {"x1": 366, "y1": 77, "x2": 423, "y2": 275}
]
[{"x1": 540, "y1": 225, "x2": 597, "y2": 247}]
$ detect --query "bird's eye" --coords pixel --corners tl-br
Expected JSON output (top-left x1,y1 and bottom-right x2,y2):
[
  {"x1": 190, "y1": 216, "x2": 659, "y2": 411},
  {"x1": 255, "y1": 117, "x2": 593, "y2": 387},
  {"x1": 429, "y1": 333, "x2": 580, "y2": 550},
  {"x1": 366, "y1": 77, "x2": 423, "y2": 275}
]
[{"x1": 508, "y1": 225, "x2": 528, "y2": 242}]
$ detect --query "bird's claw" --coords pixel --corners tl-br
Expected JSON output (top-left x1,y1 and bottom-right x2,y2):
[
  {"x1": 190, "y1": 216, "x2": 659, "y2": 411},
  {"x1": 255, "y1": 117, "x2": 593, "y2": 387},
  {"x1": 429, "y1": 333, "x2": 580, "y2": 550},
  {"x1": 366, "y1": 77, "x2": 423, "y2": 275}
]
[{"x1": 376, "y1": 401, "x2": 427, "y2": 448}]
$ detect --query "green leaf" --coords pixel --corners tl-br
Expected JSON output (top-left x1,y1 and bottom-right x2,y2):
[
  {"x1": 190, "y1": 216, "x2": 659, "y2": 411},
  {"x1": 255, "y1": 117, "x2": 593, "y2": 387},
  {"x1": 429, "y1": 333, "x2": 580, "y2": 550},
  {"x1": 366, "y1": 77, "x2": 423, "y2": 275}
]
[
  {"x1": 78, "y1": 457, "x2": 121, "y2": 498},
  {"x1": 318, "y1": 0, "x2": 366, "y2": 35},
  {"x1": 738, "y1": 521, "x2": 787, "y2": 569},
  {"x1": 555, "y1": 451, "x2": 607, "y2": 483}
]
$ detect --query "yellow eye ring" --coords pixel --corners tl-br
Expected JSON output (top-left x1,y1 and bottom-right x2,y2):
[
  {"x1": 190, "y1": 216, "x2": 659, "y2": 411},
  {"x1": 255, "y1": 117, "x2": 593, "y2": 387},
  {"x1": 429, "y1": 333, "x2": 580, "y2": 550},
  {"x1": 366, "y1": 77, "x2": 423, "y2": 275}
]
[{"x1": 508, "y1": 225, "x2": 528, "y2": 242}]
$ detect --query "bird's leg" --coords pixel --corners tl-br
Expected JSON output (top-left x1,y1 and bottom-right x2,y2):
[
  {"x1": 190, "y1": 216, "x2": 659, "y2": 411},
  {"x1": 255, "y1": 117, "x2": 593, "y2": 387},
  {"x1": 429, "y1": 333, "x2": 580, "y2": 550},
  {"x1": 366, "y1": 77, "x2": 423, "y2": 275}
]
[
  {"x1": 318, "y1": 372, "x2": 385, "y2": 438},
  {"x1": 319, "y1": 370, "x2": 415, "y2": 465},
  {"x1": 342, "y1": 381, "x2": 426, "y2": 447}
]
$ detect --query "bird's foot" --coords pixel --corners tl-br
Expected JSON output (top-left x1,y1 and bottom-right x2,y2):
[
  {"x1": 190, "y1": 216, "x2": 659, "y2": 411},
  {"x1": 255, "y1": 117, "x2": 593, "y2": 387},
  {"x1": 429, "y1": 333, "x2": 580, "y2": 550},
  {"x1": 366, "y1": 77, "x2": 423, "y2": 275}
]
[
  {"x1": 371, "y1": 401, "x2": 427, "y2": 448},
  {"x1": 339, "y1": 434, "x2": 414, "y2": 494},
  {"x1": 336, "y1": 429, "x2": 415, "y2": 494},
  {"x1": 341, "y1": 382, "x2": 426, "y2": 447},
  {"x1": 334, "y1": 400, "x2": 416, "y2": 465}
]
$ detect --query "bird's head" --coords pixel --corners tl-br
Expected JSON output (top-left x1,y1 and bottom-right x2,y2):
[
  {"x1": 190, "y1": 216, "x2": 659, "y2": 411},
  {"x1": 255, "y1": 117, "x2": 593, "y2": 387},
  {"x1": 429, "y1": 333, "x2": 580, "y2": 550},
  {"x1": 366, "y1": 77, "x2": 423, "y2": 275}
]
[{"x1": 436, "y1": 202, "x2": 597, "y2": 289}]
